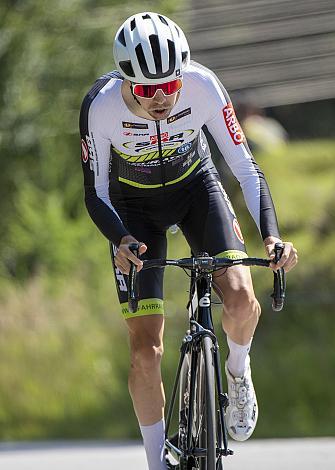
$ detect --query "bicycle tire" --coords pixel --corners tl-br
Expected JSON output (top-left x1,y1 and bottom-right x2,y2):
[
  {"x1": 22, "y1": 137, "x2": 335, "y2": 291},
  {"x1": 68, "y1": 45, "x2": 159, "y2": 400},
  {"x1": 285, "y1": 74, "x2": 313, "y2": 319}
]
[
  {"x1": 179, "y1": 336, "x2": 216, "y2": 470},
  {"x1": 199, "y1": 335, "x2": 216, "y2": 470}
]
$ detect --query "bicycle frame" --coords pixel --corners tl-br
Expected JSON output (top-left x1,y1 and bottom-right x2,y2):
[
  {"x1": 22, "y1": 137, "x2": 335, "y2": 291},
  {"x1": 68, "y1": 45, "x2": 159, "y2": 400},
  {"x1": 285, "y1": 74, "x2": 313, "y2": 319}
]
[
  {"x1": 126, "y1": 243, "x2": 286, "y2": 468},
  {"x1": 165, "y1": 263, "x2": 233, "y2": 466}
]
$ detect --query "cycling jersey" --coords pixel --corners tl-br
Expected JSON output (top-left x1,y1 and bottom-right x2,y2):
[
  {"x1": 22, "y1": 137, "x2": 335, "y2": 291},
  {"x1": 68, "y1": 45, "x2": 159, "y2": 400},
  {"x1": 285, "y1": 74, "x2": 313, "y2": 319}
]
[{"x1": 79, "y1": 61, "x2": 280, "y2": 248}]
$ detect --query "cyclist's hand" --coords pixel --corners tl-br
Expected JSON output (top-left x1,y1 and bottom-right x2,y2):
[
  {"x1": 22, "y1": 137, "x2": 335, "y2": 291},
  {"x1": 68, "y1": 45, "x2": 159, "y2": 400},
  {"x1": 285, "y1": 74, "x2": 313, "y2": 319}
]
[
  {"x1": 264, "y1": 236, "x2": 298, "y2": 273},
  {"x1": 115, "y1": 235, "x2": 147, "y2": 274}
]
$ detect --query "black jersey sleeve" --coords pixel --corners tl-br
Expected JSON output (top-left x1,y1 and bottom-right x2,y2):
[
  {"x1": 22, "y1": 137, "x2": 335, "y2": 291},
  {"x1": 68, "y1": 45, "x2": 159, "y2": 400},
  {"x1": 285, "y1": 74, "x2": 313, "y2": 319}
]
[{"x1": 79, "y1": 76, "x2": 129, "y2": 246}]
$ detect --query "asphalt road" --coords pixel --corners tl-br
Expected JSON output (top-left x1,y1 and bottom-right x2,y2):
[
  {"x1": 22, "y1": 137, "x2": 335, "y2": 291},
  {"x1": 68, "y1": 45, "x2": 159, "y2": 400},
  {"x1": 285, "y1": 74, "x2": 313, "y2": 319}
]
[{"x1": 0, "y1": 438, "x2": 334, "y2": 470}]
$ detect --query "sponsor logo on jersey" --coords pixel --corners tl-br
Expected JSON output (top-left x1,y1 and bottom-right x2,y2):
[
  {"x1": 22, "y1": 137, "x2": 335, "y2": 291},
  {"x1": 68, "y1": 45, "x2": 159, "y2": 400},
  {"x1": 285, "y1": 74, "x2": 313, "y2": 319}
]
[
  {"x1": 178, "y1": 142, "x2": 192, "y2": 154},
  {"x1": 113, "y1": 147, "x2": 177, "y2": 163},
  {"x1": 122, "y1": 121, "x2": 148, "y2": 129},
  {"x1": 123, "y1": 129, "x2": 195, "y2": 153},
  {"x1": 217, "y1": 181, "x2": 236, "y2": 216},
  {"x1": 112, "y1": 245, "x2": 127, "y2": 292},
  {"x1": 182, "y1": 151, "x2": 195, "y2": 167},
  {"x1": 85, "y1": 133, "x2": 97, "y2": 172},
  {"x1": 123, "y1": 131, "x2": 149, "y2": 136},
  {"x1": 199, "y1": 133, "x2": 207, "y2": 153},
  {"x1": 167, "y1": 107, "x2": 191, "y2": 124},
  {"x1": 135, "y1": 166, "x2": 152, "y2": 174},
  {"x1": 223, "y1": 103, "x2": 245, "y2": 145},
  {"x1": 121, "y1": 301, "x2": 163, "y2": 316},
  {"x1": 150, "y1": 132, "x2": 169, "y2": 145},
  {"x1": 233, "y1": 218, "x2": 245, "y2": 244},
  {"x1": 81, "y1": 139, "x2": 89, "y2": 163}
]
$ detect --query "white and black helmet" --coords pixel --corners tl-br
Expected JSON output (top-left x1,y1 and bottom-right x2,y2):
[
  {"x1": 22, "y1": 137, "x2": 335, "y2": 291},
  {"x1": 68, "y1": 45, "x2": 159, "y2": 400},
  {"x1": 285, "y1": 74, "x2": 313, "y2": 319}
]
[{"x1": 113, "y1": 12, "x2": 190, "y2": 84}]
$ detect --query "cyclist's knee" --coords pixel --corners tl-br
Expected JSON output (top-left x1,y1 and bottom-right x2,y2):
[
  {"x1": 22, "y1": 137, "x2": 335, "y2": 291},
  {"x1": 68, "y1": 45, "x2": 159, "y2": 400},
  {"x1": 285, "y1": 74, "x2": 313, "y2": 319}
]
[
  {"x1": 224, "y1": 288, "x2": 261, "y2": 324},
  {"x1": 127, "y1": 315, "x2": 164, "y2": 374},
  {"x1": 130, "y1": 337, "x2": 164, "y2": 374}
]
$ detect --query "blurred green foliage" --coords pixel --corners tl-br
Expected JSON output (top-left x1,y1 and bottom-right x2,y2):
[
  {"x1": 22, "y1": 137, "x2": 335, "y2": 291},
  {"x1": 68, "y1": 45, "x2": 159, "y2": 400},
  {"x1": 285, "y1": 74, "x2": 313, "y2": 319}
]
[
  {"x1": 0, "y1": 0, "x2": 181, "y2": 281},
  {"x1": 0, "y1": 0, "x2": 334, "y2": 441}
]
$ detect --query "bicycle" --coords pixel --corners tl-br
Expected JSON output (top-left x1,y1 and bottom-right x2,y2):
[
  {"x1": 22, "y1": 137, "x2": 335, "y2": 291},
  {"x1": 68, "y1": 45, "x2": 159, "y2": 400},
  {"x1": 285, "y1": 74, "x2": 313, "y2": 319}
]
[{"x1": 127, "y1": 243, "x2": 286, "y2": 470}]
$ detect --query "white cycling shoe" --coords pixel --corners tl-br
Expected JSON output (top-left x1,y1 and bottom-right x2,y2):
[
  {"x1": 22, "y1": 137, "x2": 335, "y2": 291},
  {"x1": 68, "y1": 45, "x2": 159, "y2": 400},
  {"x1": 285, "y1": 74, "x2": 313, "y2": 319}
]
[{"x1": 224, "y1": 358, "x2": 258, "y2": 441}]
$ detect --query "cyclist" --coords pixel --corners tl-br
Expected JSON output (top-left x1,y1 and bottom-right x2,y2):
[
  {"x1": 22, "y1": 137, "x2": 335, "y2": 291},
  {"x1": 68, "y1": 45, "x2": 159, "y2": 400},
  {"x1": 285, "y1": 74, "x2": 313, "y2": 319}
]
[{"x1": 79, "y1": 12, "x2": 298, "y2": 470}]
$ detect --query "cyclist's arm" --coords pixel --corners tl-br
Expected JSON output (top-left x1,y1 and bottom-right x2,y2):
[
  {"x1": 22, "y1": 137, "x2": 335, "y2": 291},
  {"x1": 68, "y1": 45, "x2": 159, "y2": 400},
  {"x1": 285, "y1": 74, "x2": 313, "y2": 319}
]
[
  {"x1": 79, "y1": 91, "x2": 129, "y2": 246},
  {"x1": 200, "y1": 68, "x2": 280, "y2": 240}
]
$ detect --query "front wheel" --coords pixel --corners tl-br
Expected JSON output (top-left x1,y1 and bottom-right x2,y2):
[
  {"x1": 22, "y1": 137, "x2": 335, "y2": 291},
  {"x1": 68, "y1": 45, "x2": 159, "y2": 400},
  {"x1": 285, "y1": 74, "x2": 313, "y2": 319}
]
[{"x1": 179, "y1": 336, "x2": 217, "y2": 470}]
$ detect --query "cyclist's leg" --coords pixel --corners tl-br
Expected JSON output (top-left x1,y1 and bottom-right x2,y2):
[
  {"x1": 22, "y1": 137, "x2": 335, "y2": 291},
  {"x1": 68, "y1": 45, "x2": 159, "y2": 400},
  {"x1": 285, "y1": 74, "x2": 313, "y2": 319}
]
[
  {"x1": 180, "y1": 171, "x2": 260, "y2": 440},
  {"x1": 179, "y1": 171, "x2": 260, "y2": 347},
  {"x1": 110, "y1": 210, "x2": 168, "y2": 470},
  {"x1": 127, "y1": 314, "x2": 167, "y2": 470},
  {"x1": 126, "y1": 314, "x2": 165, "y2": 425},
  {"x1": 213, "y1": 268, "x2": 260, "y2": 442},
  {"x1": 110, "y1": 245, "x2": 167, "y2": 425},
  {"x1": 214, "y1": 266, "x2": 260, "y2": 347}
]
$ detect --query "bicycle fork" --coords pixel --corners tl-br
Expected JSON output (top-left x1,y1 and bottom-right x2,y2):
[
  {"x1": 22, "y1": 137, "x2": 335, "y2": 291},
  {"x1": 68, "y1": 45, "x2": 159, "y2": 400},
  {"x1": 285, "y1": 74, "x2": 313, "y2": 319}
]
[
  {"x1": 165, "y1": 328, "x2": 233, "y2": 465},
  {"x1": 212, "y1": 341, "x2": 233, "y2": 458}
]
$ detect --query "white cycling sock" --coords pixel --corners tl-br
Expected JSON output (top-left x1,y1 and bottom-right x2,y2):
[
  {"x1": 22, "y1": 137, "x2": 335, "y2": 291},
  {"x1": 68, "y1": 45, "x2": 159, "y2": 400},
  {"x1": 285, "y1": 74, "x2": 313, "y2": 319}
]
[
  {"x1": 226, "y1": 336, "x2": 252, "y2": 378},
  {"x1": 140, "y1": 418, "x2": 167, "y2": 470}
]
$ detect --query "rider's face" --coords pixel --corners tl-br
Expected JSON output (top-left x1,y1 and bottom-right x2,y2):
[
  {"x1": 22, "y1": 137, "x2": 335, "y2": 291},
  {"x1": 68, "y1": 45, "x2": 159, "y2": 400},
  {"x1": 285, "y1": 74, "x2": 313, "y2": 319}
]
[{"x1": 136, "y1": 89, "x2": 180, "y2": 120}]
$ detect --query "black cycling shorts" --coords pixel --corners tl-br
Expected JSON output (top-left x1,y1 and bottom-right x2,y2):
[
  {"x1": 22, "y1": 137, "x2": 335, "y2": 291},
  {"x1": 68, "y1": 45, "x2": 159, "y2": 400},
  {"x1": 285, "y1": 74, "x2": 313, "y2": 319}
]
[{"x1": 109, "y1": 171, "x2": 247, "y2": 319}]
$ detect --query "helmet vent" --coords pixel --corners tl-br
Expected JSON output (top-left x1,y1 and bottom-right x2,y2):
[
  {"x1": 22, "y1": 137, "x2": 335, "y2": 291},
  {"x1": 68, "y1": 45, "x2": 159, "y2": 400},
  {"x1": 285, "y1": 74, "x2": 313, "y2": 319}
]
[
  {"x1": 175, "y1": 26, "x2": 180, "y2": 37},
  {"x1": 118, "y1": 29, "x2": 126, "y2": 47},
  {"x1": 130, "y1": 18, "x2": 136, "y2": 31},
  {"x1": 119, "y1": 60, "x2": 135, "y2": 78},
  {"x1": 182, "y1": 51, "x2": 188, "y2": 64},
  {"x1": 159, "y1": 15, "x2": 168, "y2": 25},
  {"x1": 149, "y1": 34, "x2": 162, "y2": 73},
  {"x1": 135, "y1": 39, "x2": 175, "y2": 79},
  {"x1": 142, "y1": 14, "x2": 151, "y2": 20},
  {"x1": 167, "y1": 39, "x2": 176, "y2": 71}
]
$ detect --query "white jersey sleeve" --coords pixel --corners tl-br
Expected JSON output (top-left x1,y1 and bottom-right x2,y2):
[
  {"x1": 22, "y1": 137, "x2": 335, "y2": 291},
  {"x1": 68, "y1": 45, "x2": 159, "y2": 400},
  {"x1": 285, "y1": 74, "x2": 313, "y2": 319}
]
[
  {"x1": 195, "y1": 65, "x2": 279, "y2": 239},
  {"x1": 79, "y1": 73, "x2": 130, "y2": 246}
]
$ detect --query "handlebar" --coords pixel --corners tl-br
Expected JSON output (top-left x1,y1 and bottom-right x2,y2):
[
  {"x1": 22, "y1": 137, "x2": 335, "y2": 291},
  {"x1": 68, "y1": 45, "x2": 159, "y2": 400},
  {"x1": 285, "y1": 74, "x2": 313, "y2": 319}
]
[
  {"x1": 128, "y1": 243, "x2": 140, "y2": 314},
  {"x1": 128, "y1": 242, "x2": 286, "y2": 313},
  {"x1": 272, "y1": 242, "x2": 286, "y2": 311}
]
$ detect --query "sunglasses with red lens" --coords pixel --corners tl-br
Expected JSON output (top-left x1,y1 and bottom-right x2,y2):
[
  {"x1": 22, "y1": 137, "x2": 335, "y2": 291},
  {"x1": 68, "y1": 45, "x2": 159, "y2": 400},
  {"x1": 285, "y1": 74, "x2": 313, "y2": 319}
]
[{"x1": 132, "y1": 79, "x2": 183, "y2": 99}]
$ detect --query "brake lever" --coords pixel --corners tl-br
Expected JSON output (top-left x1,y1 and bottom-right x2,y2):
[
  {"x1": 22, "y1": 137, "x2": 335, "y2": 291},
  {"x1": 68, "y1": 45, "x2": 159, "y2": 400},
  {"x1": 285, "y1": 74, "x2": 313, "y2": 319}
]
[
  {"x1": 128, "y1": 242, "x2": 140, "y2": 313},
  {"x1": 271, "y1": 242, "x2": 286, "y2": 312}
]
